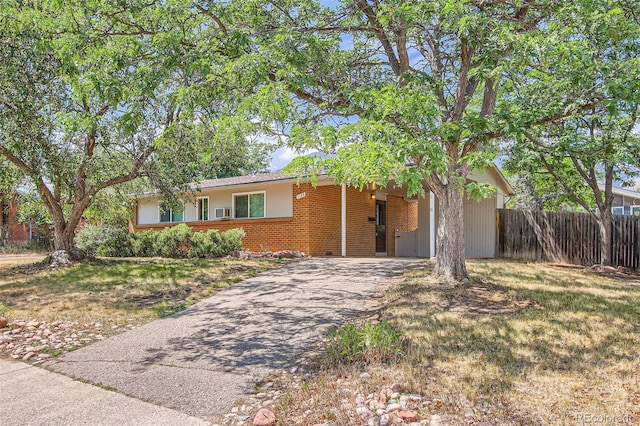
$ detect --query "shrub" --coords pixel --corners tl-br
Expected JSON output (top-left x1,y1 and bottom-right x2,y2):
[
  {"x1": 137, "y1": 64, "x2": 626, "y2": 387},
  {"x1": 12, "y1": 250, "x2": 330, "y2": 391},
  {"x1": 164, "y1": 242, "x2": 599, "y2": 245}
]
[
  {"x1": 76, "y1": 224, "x2": 111, "y2": 257},
  {"x1": 131, "y1": 230, "x2": 159, "y2": 257},
  {"x1": 188, "y1": 228, "x2": 245, "y2": 258},
  {"x1": 96, "y1": 227, "x2": 134, "y2": 257},
  {"x1": 76, "y1": 224, "x2": 133, "y2": 257},
  {"x1": 206, "y1": 229, "x2": 225, "y2": 257},
  {"x1": 154, "y1": 224, "x2": 192, "y2": 258},
  {"x1": 98, "y1": 225, "x2": 245, "y2": 259},
  {"x1": 220, "y1": 228, "x2": 245, "y2": 254},
  {"x1": 188, "y1": 231, "x2": 211, "y2": 258},
  {"x1": 324, "y1": 320, "x2": 404, "y2": 366}
]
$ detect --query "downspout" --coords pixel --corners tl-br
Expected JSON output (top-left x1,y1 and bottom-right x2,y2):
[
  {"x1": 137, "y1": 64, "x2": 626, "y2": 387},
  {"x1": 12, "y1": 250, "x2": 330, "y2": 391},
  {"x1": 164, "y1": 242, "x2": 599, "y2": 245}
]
[
  {"x1": 341, "y1": 182, "x2": 347, "y2": 257},
  {"x1": 29, "y1": 222, "x2": 33, "y2": 245}
]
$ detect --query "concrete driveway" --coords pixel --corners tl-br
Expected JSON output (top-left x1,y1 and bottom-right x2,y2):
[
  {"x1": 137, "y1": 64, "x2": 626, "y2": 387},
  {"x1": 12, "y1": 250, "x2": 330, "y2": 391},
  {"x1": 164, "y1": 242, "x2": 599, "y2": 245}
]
[{"x1": 43, "y1": 257, "x2": 417, "y2": 423}]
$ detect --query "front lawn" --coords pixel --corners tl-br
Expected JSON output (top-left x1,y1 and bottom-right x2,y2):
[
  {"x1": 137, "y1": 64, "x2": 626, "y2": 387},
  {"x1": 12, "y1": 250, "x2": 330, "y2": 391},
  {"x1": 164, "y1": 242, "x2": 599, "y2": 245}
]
[
  {"x1": 271, "y1": 259, "x2": 640, "y2": 425},
  {"x1": 0, "y1": 256, "x2": 284, "y2": 323}
]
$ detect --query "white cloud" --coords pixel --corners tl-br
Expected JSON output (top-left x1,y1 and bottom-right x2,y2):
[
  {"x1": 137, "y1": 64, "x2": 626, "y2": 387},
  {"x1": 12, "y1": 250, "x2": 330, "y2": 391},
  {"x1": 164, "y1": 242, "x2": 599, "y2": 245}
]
[
  {"x1": 270, "y1": 146, "x2": 317, "y2": 171},
  {"x1": 277, "y1": 147, "x2": 298, "y2": 161}
]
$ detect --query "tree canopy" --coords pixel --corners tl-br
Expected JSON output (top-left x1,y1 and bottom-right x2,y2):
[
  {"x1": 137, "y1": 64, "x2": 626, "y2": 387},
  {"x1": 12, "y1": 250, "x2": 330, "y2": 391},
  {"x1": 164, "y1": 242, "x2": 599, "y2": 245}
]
[
  {"x1": 218, "y1": 0, "x2": 640, "y2": 280},
  {"x1": 1, "y1": 0, "x2": 638, "y2": 275},
  {"x1": 502, "y1": 1, "x2": 640, "y2": 266},
  {"x1": 0, "y1": 0, "x2": 270, "y2": 253}
]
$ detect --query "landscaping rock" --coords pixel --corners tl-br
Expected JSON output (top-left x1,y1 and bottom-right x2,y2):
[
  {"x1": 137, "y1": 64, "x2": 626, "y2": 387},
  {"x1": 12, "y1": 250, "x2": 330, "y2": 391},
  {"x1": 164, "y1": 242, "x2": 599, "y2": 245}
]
[
  {"x1": 50, "y1": 250, "x2": 73, "y2": 267},
  {"x1": 380, "y1": 413, "x2": 391, "y2": 426},
  {"x1": 379, "y1": 387, "x2": 393, "y2": 404},
  {"x1": 68, "y1": 247, "x2": 87, "y2": 261},
  {"x1": 0, "y1": 317, "x2": 8, "y2": 328},
  {"x1": 22, "y1": 351, "x2": 36, "y2": 361},
  {"x1": 386, "y1": 403, "x2": 402, "y2": 412},
  {"x1": 0, "y1": 318, "x2": 131, "y2": 363},
  {"x1": 252, "y1": 408, "x2": 276, "y2": 426},
  {"x1": 398, "y1": 411, "x2": 419, "y2": 422},
  {"x1": 391, "y1": 383, "x2": 405, "y2": 392}
]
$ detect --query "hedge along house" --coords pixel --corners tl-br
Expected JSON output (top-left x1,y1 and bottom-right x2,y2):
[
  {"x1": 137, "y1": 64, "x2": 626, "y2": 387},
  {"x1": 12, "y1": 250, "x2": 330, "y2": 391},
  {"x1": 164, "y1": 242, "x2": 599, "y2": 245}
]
[{"x1": 133, "y1": 168, "x2": 514, "y2": 258}]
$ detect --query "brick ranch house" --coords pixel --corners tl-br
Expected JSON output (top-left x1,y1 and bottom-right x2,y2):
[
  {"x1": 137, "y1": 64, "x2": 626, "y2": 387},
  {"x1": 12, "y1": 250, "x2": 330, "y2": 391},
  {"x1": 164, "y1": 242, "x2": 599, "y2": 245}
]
[
  {"x1": 0, "y1": 193, "x2": 47, "y2": 246},
  {"x1": 133, "y1": 169, "x2": 514, "y2": 258}
]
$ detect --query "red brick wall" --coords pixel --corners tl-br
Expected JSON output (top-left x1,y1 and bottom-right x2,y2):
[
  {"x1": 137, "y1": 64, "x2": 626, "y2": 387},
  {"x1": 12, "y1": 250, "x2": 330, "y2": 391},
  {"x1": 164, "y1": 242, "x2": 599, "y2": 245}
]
[
  {"x1": 345, "y1": 186, "x2": 377, "y2": 256},
  {"x1": 386, "y1": 195, "x2": 419, "y2": 256},
  {"x1": 303, "y1": 184, "x2": 377, "y2": 256},
  {"x1": 134, "y1": 183, "x2": 403, "y2": 257},
  {"x1": 137, "y1": 185, "x2": 313, "y2": 254},
  {"x1": 0, "y1": 195, "x2": 30, "y2": 245}
]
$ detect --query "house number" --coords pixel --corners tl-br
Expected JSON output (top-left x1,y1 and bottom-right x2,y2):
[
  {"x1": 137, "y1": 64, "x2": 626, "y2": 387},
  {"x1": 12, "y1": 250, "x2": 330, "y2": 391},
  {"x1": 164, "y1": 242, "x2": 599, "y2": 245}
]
[{"x1": 296, "y1": 192, "x2": 306, "y2": 200}]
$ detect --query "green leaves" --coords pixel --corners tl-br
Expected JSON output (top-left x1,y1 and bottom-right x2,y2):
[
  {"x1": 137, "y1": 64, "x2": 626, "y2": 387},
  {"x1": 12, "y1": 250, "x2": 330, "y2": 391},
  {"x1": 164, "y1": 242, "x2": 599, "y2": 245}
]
[{"x1": 465, "y1": 182, "x2": 496, "y2": 202}]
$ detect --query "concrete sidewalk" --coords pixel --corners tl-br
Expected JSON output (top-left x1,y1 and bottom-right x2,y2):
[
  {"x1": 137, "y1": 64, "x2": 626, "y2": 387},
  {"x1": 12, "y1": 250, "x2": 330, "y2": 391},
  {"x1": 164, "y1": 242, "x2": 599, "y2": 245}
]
[{"x1": 0, "y1": 358, "x2": 210, "y2": 426}]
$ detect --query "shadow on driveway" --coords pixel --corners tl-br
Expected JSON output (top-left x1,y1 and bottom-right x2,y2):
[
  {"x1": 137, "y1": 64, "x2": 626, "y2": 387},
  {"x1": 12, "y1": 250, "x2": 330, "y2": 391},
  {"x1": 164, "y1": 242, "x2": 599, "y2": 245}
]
[{"x1": 45, "y1": 257, "x2": 419, "y2": 422}]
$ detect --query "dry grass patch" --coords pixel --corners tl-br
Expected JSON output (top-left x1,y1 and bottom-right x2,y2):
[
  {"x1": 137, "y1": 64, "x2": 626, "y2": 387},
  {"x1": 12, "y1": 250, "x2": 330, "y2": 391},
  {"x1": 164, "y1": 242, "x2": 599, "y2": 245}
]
[
  {"x1": 268, "y1": 259, "x2": 639, "y2": 426},
  {"x1": 0, "y1": 256, "x2": 285, "y2": 323},
  {"x1": 0, "y1": 253, "x2": 48, "y2": 269},
  {"x1": 387, "y1": 259, "x2": 640, "y2": 425}
]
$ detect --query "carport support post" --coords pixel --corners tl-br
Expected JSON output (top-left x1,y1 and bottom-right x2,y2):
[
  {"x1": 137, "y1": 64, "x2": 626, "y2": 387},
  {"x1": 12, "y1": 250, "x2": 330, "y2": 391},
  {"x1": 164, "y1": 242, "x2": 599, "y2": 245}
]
[
  {"x1": 341, "y1": 182, "x2": 347, "y2": 257},
  {"x1": 430, "y1": 191, "x2": 436, "y2": 257}
]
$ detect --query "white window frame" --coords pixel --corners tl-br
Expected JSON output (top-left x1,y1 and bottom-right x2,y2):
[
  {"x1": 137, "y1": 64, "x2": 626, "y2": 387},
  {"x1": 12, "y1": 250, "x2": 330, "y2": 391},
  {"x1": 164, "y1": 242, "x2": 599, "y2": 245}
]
[
  {"x1": 631, "y1": 205, "x2": 640, "y2": 217},
  {"x1": 611, "y1": 206, "x2": 624, "y2": 216},
  {"x1": 232, "y1": 191, "x2": 266, "y2": 219},
  {"x1": 197, "y1": 196, "x2": 210, "y2": 221},
  {"x1": 158, "y1": 201, "x2": 185, "y2": 223}
]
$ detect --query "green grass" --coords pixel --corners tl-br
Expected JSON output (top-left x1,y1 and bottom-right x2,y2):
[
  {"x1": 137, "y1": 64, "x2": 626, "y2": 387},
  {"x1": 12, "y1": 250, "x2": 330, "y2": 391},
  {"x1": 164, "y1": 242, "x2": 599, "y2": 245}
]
[
  {"x1": 324, "y1": 320, "x2": 404, "y2": 366},
  {"x1": 0, "y1": 256, "x2": 285, "y2": 323}
]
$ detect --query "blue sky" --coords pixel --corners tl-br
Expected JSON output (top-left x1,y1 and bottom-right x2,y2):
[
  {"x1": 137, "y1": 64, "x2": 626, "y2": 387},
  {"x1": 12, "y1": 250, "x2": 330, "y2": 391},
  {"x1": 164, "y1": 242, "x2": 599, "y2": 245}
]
[{"x1": 270, "y1": 146, "x2": 297, "y2": 170}]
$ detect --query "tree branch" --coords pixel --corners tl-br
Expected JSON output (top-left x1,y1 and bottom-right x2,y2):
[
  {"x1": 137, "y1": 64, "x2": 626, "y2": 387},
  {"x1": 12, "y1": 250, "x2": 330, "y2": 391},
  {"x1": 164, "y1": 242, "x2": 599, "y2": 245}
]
[
  {"x1": 354, "y1": 0, "x2": 402, "y2": 76},
  {"x1": 89, "y1": 144, "x2": 155, "y2": 195},
  {"x1": 538, "y1": 154, "x2": 595, "y2": 216},
  {"x1": 195, "y1": 4, "x2": 228, "y2": 36}
]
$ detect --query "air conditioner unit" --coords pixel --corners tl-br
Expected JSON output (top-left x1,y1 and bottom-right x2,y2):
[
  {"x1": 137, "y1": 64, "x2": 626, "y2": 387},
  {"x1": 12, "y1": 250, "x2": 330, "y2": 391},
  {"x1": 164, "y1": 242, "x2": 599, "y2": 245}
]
[{"x1": 214, "y1": 208, "x2": 231, "y2": 220}]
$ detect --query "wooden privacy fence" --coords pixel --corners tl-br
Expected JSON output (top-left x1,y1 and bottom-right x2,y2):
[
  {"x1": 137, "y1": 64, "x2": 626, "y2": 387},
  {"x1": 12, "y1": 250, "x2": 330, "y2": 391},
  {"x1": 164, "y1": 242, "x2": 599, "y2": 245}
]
[{"x1": 496, "y1": 209, "x2": 640, "y2": 269}]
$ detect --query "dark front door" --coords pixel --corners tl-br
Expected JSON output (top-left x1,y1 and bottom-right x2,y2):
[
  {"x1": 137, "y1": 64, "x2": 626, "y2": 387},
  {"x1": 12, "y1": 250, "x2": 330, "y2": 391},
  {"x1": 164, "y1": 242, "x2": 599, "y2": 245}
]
[{"x1": 375, "y1": 200, "x2": 386, "y2": 253}]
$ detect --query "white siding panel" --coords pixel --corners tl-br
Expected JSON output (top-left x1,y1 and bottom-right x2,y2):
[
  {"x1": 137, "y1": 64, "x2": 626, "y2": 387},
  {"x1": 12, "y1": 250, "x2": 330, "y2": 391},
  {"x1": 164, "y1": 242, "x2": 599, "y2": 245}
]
[
  {"x1": 464, "y1": 196, "x2": 497, "y2": 258},
  {"x1": 136, "y1": 182, "x2": 294, "y2": 225},
  {"x1": 137, "y1": 198, "x2": 159, "y2": 225},
  {"x1": 417, "y1": 196, "x2": 430, "y2": 257},
  {"x1": 184, "y1": 201, "x2": 197, "y2": 222}
]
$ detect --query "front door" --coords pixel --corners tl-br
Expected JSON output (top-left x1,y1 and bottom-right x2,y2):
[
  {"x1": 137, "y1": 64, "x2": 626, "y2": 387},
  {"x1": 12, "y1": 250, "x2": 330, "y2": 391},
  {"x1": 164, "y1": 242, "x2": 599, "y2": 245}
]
[{"x1": 375, "y1": 200, "x2": 386, "y2": 253}]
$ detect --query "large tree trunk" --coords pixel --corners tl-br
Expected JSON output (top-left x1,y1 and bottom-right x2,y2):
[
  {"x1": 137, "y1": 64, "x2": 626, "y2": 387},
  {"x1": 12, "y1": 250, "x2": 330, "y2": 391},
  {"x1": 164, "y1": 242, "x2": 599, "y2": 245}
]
[
  {"x1": 432, "y1": 183, "x2": 469, "y2": 282},
  {"x1": 598, "y1": 209, "x2": 613, "y2": 267},
  {"x1": 49, "y1": 201, "x2": 88, "y2": 262},
  {"x1": 52, "y1": 225, "x2": 75, "y2": 252}
]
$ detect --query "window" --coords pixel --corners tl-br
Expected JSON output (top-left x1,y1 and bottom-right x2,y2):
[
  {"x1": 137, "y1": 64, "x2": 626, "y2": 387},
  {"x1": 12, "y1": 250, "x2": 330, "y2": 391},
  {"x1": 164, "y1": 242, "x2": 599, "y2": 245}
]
[
  {"x1": 159, "y1": 202, "x2": 184, "y2": 223},
  {"x1": 197, "y1": 197, "x2": 209, "y2": 221},
  {"x1": 611, "y1": 206, "x2": 624, "y2": 216},
  {"x1": 234, "y1": 191, "x2": 265, "y2": 219},
  {"x1": 632, "y1": 206, "x2": 640, "y2": 217}
]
